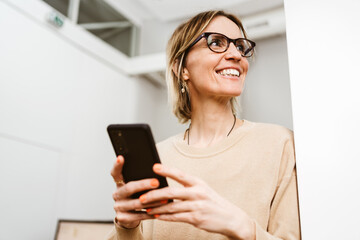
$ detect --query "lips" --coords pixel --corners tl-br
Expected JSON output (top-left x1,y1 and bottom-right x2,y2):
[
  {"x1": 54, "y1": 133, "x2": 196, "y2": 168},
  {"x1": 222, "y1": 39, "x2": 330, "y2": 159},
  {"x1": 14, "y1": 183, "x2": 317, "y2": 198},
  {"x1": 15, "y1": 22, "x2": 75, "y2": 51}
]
[{"x1": 216, "y1": 68, "x2": 240, "y2": 77}]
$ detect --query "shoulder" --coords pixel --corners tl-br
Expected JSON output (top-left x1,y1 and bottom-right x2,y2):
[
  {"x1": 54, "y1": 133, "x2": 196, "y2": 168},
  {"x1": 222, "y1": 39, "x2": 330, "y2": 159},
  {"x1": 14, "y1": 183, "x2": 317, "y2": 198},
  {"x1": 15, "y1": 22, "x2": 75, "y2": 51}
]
[
  {"x1": 241, "y1": 120, "x2": 294, "y2": 152},
  {"x1": 244, "y1": 121, "x2": 296, "y2": 178},
  {"x1": 247, "y1": 120, "x2": 293, "y2": 141}
]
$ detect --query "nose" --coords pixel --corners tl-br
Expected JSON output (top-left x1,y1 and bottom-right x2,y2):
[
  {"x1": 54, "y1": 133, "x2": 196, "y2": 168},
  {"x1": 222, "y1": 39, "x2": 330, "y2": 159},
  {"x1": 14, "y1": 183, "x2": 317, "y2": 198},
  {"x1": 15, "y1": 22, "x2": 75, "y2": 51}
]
[{"x1": 224, "y1": 42, "x2": 242, "y2": 61}]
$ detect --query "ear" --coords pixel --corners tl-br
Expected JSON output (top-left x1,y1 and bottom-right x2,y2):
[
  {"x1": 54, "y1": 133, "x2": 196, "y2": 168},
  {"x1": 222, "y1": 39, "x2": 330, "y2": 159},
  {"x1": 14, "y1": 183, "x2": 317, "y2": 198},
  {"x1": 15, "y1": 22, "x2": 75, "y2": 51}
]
[
  {"x1": 172, "y1": 59, "x2": 190, "y2": 81},
  {"x1": 182, "y1": 67, "x2": 190, "y2": 81},
  {"x1": 172, "y1": 59, "x2": 180, "y2": 77}
]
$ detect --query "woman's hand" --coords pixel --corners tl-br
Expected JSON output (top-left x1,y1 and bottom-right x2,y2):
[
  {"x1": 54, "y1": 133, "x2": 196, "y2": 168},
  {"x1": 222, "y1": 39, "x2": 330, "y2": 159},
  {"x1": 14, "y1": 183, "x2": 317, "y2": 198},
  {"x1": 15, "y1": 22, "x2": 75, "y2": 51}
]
[
  {"x1": 140, "y1": 164, "x2": 256, "y2": 240},
  {"x1": 111, "y1": 156, "x2": 166, "y2": 229}
]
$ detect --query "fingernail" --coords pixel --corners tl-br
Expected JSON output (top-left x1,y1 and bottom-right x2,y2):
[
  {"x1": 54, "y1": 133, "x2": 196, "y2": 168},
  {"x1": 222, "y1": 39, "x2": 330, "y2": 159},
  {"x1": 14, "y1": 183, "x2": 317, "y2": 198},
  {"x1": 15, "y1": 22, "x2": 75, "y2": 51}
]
[
  {"x1": 146, "y1": 208, "x2": 152, "y2": 213},
  {"x1": 153, "y1": 163, "x2": 162, "y2": 172},
  {"x1": 139, "y1": 194, "x2": 146, "y2": 203},
  {"x1": 154, "y1": 214, "x2": 160, "y2": 218},
  {"x1": 160, "y1": 200, "x2": 168, "y2": 204},
  {"x1": 150, "y1": 179, "x2": 159, "y2": 187},
  {"x1": 116, "y1": 155, "x2": 122, "y2": 163}
]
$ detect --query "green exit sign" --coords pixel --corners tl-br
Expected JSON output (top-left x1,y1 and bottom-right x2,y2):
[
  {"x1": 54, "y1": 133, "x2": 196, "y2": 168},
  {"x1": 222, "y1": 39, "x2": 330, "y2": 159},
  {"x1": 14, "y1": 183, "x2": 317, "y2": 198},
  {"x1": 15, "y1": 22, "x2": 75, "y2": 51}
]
[{"x1": 47, "y1": 11, "x2": 64, "y2": 28}]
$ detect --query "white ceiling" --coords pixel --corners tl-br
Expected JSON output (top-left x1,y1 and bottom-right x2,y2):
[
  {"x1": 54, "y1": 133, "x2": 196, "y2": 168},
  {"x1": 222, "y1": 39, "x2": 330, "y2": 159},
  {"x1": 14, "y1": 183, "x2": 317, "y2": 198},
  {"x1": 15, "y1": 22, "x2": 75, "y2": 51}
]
[{"x1": 105, "y1": 0, "x2": 284, "y2": 25}]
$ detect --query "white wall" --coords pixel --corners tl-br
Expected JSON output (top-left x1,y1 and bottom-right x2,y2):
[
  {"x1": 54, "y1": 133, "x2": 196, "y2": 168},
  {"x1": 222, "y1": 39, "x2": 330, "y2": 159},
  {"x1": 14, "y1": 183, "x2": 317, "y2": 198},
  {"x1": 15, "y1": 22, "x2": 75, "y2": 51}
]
[
  {"x1": 241, "y1": 34, "x2": 293, "y2": 129},
  {"x1": 138, "y1": 19, "x2": 180, "y2": 55},
  {"x1": 0, "y1": 1, "x2": 171, "y2": 239},
  {"x1": 285, "y1": 0, "x2": 360, "y2": 239},
  {"x1": 153, "y1": 88, "x2": 188, "y2": 141}
]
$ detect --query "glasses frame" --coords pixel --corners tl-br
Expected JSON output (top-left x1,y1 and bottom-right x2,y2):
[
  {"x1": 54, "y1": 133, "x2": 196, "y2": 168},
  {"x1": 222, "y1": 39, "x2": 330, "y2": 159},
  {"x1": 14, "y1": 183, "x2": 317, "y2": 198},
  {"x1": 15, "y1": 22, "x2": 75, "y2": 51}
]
[{"x1": 187, "y1": 32, "x2": 256, "y2": 58}]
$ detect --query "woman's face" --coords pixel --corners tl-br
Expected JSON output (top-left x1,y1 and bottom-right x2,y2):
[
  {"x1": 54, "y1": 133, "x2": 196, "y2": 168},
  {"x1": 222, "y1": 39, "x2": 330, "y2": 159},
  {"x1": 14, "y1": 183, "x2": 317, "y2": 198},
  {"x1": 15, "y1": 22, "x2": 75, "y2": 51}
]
[{"x1": 183, "y1": 16, "x2": 249, "y2": 101}]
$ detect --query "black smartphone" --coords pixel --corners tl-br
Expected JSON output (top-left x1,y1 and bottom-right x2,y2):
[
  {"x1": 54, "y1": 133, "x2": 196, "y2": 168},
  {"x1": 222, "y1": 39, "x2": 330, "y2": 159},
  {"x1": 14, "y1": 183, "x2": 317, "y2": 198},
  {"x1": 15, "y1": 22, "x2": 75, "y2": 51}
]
[{"x1": 107, "y1": 124, "x2": 170, "y2": 200}]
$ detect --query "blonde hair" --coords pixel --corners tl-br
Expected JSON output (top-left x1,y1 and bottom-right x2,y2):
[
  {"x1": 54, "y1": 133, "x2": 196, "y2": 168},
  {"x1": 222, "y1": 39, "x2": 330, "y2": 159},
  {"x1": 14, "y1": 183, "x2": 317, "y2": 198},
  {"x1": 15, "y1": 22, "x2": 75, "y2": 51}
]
[{"x1": 166, "y1": 10, "x2": 249, "y2": 124}]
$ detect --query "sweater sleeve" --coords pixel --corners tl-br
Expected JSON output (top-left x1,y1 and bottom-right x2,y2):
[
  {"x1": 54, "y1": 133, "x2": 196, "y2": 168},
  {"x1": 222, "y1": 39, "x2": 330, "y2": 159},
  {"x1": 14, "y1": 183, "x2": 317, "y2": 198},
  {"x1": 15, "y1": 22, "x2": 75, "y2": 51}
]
[
  {"x1": 255, "y1": 136, "x2": 301, "y2": 240},
  {"x1": 105, "y1": 220, "x2": 144, "y2": 240}
]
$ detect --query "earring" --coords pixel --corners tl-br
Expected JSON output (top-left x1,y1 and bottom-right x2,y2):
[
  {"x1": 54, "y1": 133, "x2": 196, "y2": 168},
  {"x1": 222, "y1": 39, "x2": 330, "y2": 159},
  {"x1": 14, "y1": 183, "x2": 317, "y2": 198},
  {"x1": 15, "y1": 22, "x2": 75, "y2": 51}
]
[{"x1": 181, "y1": 81, "x2": 186, "y2": 93}]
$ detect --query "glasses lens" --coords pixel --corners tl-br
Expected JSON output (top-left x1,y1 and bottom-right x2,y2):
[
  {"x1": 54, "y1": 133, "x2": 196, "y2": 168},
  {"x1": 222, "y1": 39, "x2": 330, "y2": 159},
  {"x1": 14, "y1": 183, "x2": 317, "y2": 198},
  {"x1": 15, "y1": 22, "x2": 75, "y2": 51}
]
[
  {"x1": 207, "y1": 34, "x2": 228, "y2": 52},
  {"x1": 236, "y1": 39, "x2": 254, "y2": 57}
]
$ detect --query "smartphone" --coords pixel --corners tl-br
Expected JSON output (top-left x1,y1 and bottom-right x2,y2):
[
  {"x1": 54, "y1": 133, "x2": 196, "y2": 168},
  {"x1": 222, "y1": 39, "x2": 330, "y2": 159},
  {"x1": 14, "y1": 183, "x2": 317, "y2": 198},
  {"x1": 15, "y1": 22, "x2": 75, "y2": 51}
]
[{"x1": 107, "y1": 124, "x2": 170, "y2": 200}]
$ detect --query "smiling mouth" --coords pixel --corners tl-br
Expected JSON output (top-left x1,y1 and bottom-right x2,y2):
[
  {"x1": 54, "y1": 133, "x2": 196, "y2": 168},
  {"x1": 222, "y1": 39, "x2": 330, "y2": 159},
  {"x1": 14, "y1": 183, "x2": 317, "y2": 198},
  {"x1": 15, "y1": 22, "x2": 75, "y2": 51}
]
[{"x1": 216, "y1": 69, "x2": 240, "y2": 77}]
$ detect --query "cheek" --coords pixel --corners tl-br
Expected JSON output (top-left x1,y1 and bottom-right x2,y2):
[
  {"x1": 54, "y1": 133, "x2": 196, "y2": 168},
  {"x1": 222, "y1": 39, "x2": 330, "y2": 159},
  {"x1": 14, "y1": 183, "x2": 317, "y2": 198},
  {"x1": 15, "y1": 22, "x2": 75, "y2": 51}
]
[
  {"x1": 185, "y1": 51, "x2": 219, "y2": 77},
  {"x1": 186, "y1": 60, "x2": 214, "y2": 83},
  {"x1": 241, "y1": 60, "x2": 249, "y2": 75}
]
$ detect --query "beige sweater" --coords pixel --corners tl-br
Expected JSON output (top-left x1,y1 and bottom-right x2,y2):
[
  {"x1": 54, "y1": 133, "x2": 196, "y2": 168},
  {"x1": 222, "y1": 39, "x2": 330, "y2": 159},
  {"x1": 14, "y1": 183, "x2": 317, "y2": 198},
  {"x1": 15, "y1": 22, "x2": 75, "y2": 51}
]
[{"x1": 107, "y1": 120, "x2": 300, "y2": 240}]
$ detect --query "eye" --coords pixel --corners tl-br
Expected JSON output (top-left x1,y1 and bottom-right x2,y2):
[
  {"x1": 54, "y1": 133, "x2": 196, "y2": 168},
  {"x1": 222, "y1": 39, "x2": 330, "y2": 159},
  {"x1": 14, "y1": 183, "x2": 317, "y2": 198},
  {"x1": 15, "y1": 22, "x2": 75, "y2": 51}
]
[
  {"x1": 236, "y1": 43, "x2": 245, "y2": 52},
  {"x1": 207, "y1": 35, "x2": 227, "y2": 49},
  {"x1": 209, "y1": 38, "x2": 224, "y2": 47}
]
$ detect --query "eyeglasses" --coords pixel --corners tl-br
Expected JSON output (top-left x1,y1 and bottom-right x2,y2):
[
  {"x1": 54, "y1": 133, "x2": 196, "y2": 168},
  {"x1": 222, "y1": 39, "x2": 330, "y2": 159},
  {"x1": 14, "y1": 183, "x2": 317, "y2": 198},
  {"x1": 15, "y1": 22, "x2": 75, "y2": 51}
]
[{"x1": 187, "y1": 32, "x2": 256, "y2": 58}]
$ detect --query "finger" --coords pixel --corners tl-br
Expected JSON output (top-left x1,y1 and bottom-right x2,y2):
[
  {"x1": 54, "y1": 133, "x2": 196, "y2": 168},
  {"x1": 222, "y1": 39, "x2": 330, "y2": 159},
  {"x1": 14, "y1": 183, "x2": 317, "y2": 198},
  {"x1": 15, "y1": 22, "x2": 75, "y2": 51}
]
[
  {"x1": 154, "y1": 212, "x2": 196, "y2": 225},
  {"x1": 116, "y1": 211, "x2": 154, "y2": 224},
  {"x1": 147, "y1": 200, "x2": 195, "y2": 215},
  {"x1": 111, "y1": 155, "x2": 125, "y2": 187},
  {"x1": 114, "y1": 199, "x2": 169, "y2": 212},
  {"x1": 113, "y1": 178, "x2": 160, "y2": 200},
  {"x1": 142, "y1": 200, "x2": 169, "y2": 209},
  {"x1": 139, "y1": 187, "x2": 195, "y2": 204},
  {"x1": 153, "y1": 164, "x2": 200, "y2": 187}
]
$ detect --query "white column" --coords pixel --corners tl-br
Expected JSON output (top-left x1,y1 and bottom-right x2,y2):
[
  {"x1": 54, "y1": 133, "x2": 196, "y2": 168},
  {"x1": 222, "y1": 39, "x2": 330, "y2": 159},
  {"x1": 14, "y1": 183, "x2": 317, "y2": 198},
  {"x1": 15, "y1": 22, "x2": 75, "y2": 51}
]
[{"x1": 284, "y1": 0, "x2": 360, "y2": 239}]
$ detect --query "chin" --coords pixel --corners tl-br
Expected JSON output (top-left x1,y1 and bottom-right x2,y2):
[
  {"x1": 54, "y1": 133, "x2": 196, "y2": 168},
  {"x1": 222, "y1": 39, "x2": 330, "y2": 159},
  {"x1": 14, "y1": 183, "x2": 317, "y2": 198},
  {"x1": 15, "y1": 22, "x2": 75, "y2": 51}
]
[
  {"x1": 217, "y1": 90, "x2": 243, "y2": 98},
  {"x1": 223, "y1": 87, "x2": 243, "y2": 97}
]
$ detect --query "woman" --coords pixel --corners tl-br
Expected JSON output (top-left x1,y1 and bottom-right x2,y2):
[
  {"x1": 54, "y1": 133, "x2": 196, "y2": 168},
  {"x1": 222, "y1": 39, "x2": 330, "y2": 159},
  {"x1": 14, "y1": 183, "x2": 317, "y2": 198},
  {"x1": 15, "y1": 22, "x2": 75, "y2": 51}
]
[{"x1": 107, "y1": 10, "x2": 300, "y2": 240}]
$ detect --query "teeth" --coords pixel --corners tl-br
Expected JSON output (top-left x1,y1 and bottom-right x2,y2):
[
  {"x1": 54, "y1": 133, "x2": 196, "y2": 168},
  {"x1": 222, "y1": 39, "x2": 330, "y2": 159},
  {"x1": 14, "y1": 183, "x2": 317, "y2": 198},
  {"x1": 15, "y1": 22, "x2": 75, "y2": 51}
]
[{"x1": 217, "y1": 69, "x2": 240, "y2": 77}]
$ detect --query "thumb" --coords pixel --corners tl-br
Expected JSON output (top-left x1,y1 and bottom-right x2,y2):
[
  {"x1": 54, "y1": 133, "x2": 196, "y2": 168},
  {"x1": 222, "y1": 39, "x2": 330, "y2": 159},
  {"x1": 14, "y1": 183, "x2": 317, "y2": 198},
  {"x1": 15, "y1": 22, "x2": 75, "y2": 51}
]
[{"x1": 111, "y1": 155, "x2": 125, "y2": 187}]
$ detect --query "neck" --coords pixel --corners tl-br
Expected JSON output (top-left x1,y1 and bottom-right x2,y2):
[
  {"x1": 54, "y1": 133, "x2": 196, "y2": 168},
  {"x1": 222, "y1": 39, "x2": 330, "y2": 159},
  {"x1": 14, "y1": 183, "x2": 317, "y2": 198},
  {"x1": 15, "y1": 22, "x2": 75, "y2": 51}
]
[{"x1": 186, "y1": 99, "x2": 241, "y2": 147}]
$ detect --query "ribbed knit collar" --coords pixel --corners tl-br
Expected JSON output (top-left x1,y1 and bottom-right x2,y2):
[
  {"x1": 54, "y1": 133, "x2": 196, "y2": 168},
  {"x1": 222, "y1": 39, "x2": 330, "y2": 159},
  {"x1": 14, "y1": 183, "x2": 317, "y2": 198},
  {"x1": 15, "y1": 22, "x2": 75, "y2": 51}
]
[{"x1": 171, "y1": 119, "x2": 255, "y2": 158}]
